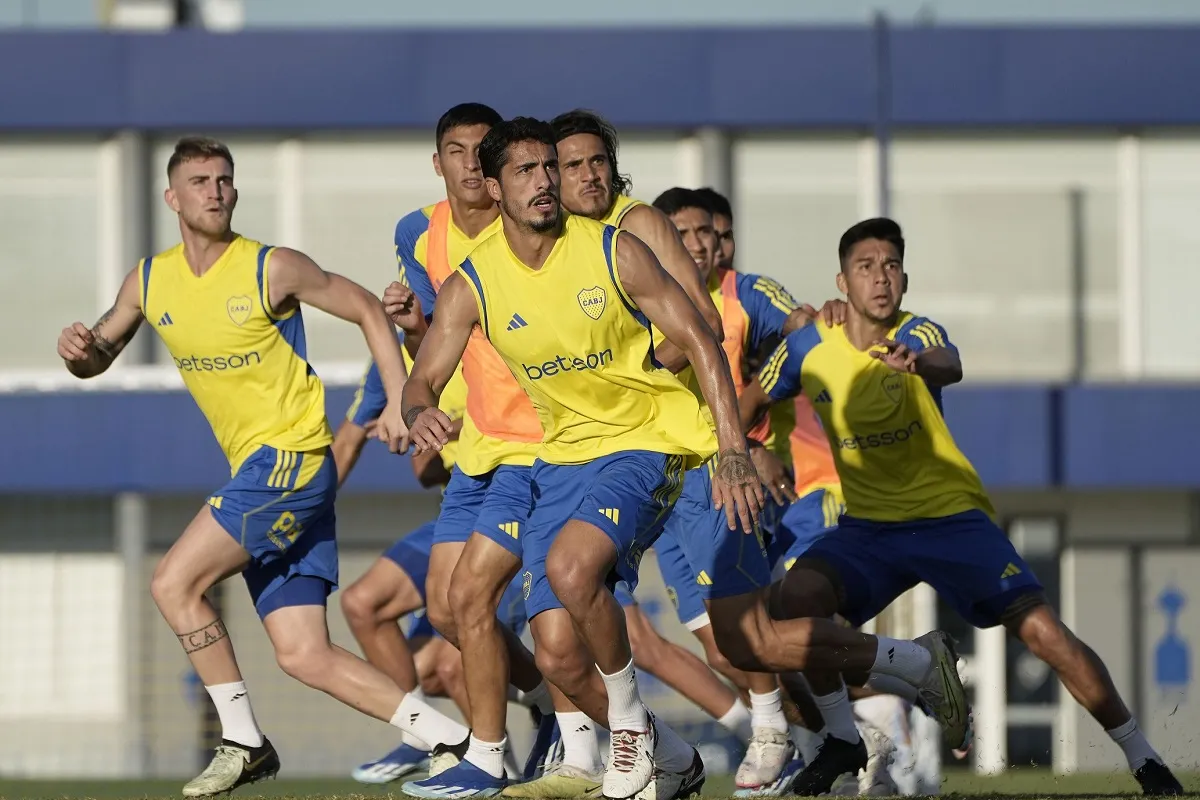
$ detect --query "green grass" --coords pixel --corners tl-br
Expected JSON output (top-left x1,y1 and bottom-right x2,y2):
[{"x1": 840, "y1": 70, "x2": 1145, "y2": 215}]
[{"x1": 1, "y1": 769, "x2": 1199, "y2": 800}]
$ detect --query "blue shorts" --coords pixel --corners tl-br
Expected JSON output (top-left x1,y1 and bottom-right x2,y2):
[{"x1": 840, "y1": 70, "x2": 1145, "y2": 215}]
[
  {"x1": 805, "y1": 510, "x2": 1044, "y2": 629},
  {"x1": 660, "y1": 465, "x2": 772, "y2": 601},
  {"x1": 383, "y1": 522, "x2": 436, "y2": 603},
  {"x1": 433, "y1": 465, "x2": 533, "y2": 558},
  {"x1": 767, "y1": 489, "x2": 843, "y2": 571},
  {"x1": 652, "y1": 529, "x2": 711, "y2": 629},
  {"x1": 521, "y1": 451, "x2": 687, "y2": 619},
  {"x1": 498, "y1": 573, "x2": 529, "y2": 637},
  {"x1": 207, "y1": 446, "x2": 339, "y2": 619},
  {"x1": 407, "y1": 608, "x2": 436, "y2": 640},
  {"x1": 613, "y1": 583, "x2": 638, "y2": 608}
]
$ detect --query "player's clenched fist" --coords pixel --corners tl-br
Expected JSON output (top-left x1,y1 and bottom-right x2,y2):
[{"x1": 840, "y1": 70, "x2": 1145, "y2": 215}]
[
  {"x1": 403, "y1": 404, "x2": 455, "y2": 454},
  {"x1": 383, "y1": 281, "x2": 424, "y2": 331},
  {"x1": 57, "y1": 322, "x2": 98, "y2": 362}
]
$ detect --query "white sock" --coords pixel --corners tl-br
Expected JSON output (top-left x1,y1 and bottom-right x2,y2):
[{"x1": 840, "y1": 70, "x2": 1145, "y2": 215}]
[
  {"x1": 1107, "y1": 718, "x2": 1160, "y2": 771},
  {"x1": 518, "y1": 680, "x2": 555, "y2": 715},
  {"x1": 557, "y1": 711, "x2": 604, "y2": 773},
  {"x1": 717, "y1": 701, "x2": 753, "y2": 743},
  {"x1": 871, "y1": 636, "x2": 933, "y2": 684},
  {"x1": 814, "y1": 685, "x2": 860, "y2": 744},
  {"x1": 398, "y1": 687, "x2": 432, "y2": 750},
  {"x1": 205, "y1": 681, "x2": 264, "y2": 748},
  {"x1": 749, "y1": 688, "x2": 789, "y2": 734},
  {"x1": 507, "y1": 685, "x2": 521, "y2": 704},
  {"x1": 503, "y1": 738, "x2": 522, "y2": 780},
  {"x1": 390, "y1": 693, "x2": 469, "y2": 749},
  {"x1": 464, "y1": 734, "x2": 507, "y2": 779},
  {"x1": 651, "y1": 717, "x2": 695, "y2": 773},
  {"x1": 864, "y1": 672, "x2": 919, "y2": 704},
  {"x1": 791, "y1": 724, "x2": 823, "y2": 764},
  {"x1": 599, "y1": 659, "x2": 648, "y2": 732}
]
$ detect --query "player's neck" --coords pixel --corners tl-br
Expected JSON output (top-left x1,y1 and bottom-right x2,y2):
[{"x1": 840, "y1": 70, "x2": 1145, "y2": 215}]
[
  {"x1": 179, "y1": 226, "x2": 237, "y2": 276},
  {"x1": 843, "y1": 312, "x2": 895, "y2": 352},
  {"x1": 503, "y1": 216, "x2": 562, "y2": 271},
  {"x1": 447, "y1": 195, "x2": 499, "y2": 239}
]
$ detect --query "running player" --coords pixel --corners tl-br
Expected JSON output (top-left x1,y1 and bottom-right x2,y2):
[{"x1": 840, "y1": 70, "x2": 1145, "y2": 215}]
[
  {"x1": 381, "y1": 102, "x2": 563, "y2": 784},
  {"x1": 55, "y1": 136, "x2": 472, "y2": 798},
  {"x1": 738, "y1": 217, "x2": 1184, "y2": 797},
  {"x1": 401, "y1": 117, "x2": 762, "y2": 800}
]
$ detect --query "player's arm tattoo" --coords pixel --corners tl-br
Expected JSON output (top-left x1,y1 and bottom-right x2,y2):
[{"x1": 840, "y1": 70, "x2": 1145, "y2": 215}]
[
  {"x1": 177, "y1": 619, "x2": 229, "y2": 654},
  {"x1": 403, "y1": 405, "x2": 428, "y2": 429},
  {"x1": 90, "y1": 303, "x2": 141, "y2": 362},
  {"x1": 716, "y1": 448, "x2": 758, "y2": 488}
]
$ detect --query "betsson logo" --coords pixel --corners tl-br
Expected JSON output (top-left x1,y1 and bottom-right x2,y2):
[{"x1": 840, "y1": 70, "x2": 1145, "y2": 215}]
[
  {"x1": 836, "y1": 420, "x2": 924, "y2": 450},
  {"x1": 173, "y1": 352, "x2": 263, "y2": 372},
  {"x1": 522, "y1": 349, "x2": 613, "y2": 381}
]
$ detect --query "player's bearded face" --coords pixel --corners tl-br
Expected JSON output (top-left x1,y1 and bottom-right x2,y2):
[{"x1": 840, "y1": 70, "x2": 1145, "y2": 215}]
[
  {"x1": 555, "y1": 133, "x2": 612, "y2": 219},
  {"x1": 495, "y1": 141, "x2": 561, "y2": 234},
  {"x1": 168, "y1": 157, "x2": 236, "y2": 237},
  {"x1": 839, "y1": 239, "x2": 905, "y2": 323}
]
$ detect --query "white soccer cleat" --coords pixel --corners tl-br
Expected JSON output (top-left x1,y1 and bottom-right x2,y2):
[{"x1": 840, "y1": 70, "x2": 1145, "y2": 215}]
[
  {"x1": 604, "y1": 725, "x2": 657, "y2": 799},
  {"x1": 857, "y1": 725, "x2": 899, "y2": 797},
  {"x1": 182, "y1": 738, "x2": 280, "y2": 798},
  {"x1": 913, "y1": 630, "x2": 970, "y2": 749},
  {"x1": 734, "y1": 730, "x2": 794, "y2": 789},
  {"x1": 632, "y1": 748, "x2": 706, "y2": 800}
]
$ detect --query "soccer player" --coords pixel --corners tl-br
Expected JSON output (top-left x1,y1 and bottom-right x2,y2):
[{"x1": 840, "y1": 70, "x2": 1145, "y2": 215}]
[
  {"x1": 381, "y1": 102, "x2": 564, "y2": 784},
  {"x1": 738, "y1": 217, "x2": 1184, "y2": 797},
  {"x1": 55, "y1": 136, "x2": 472, "y2": 798},
  {"x1": 401, "y1": 117, "x2": 763, "y2": 800}
]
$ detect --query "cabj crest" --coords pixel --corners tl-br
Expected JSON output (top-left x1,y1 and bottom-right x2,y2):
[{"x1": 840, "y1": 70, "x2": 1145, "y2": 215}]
[
  {"x1": 226, "y1": 295, "x2": 253, "y2": 326},
  {"x1": 577, "y1": 286, "x2": 606, "y2": 320},
  {"x1": 881, "y1": 372, "x2": 904, "y2": 404}
]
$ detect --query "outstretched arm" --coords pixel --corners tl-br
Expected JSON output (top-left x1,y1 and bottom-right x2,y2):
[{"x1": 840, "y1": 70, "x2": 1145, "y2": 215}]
[
  {"x1": 613, "y1": 231, "x2": 762, "y2": 530},
  {"x1": 267, "y1": 247, "x2": 410, "y2": 452},
  {"x1": 58, "y1": 267, "x2": 144, "y2": 379},
  {"x1": 401, "y1": 272, "x2": 478, "y2": 454}
]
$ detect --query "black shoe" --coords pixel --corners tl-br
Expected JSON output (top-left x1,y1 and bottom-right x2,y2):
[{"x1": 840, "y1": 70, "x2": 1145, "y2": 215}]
[
  {"x1": 789, "y1": 734, "x2": 868, "y2": 797},
  {"x1": 182, "y1": 737, "x2": 280, "y2": 798},
  {"x1": 1135, "y1": 760, "x2": 1184, "y2": 796}
]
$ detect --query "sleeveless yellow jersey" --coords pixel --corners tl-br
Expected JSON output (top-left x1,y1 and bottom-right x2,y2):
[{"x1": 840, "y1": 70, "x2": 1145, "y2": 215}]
[
  {"x1": 601, "y1": 194, "x2": 645, "y2": 226},
  {"x1": 458, "y1": 215, "x2": 716, "y2": 466},
  {"x1": 140, "y1": 235, "x2": 333, "y2": 474}
]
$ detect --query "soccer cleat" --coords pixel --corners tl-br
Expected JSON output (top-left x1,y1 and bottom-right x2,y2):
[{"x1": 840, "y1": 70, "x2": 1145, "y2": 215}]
[
  {"x1": 352, "y1": 743, "x2": 431, "y2": 784},
  {"x1": 523, "y1": 708, "x2": 562, "y2": 780},
  {"x1": 427, "y1": 736, "x2": 470, "y2": 778},
  {"x1": 1135, "y1": 760, "x2": 1185, "y2": 796},
  {"x1": 603, "y1": 721, "x2": 657, "y2": 799},
  {"x1": 402, "y1": 758, "x2": 508, "y2": 799},
  {"x1": 734, "y1": 729, "x2": 794, "y2": 789},
  {"x1": 788, "y1": 734, "x2": 868, "y2": 798},
  {"x1": 632, "y1": 747, "x2": 706, "y2": 800},
  {"x1": 182, "y1": 738, "x2": 280, "y2": 798},
  {"x1": 857, "y1": 725, "x2": 899, "y2": 797},
  {"x1": 731, "y1": 756, "x2": 805, "y2": 798},
  {"x1": 913, "y1": 630, "x2": 970, "y2": 749},
  {"x1": 501, "y1": 763, "x2": 604, "y2": 798}
]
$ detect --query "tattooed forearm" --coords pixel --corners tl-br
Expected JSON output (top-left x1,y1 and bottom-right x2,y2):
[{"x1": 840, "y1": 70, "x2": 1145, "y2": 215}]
[
  {"x1": 178, "y1": 619, "x2": 229, "y2": 654},
  {"x1": 404, "y1": 405, "x2": 427, "y2": 429},
  {"x1": 716, "y1": 449, "x2": 758, "y2": 486}
]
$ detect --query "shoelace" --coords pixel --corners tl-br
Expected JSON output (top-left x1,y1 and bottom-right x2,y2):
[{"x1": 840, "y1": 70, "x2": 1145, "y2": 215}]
[
  {"x1": 608, "y1": 730, "x2": 643, "y2": 772},
  {"x1": 199, "y1": 746, "x2": 245, "y2": 778}
]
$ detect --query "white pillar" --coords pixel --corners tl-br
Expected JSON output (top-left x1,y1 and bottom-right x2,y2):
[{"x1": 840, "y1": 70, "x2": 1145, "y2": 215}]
[
  {"x1": 116, "y1": 492, "x2": 149, "y2": 777},
  {"x1": 1116, "y1": 135, "x2": 1143, "y2": 377}
]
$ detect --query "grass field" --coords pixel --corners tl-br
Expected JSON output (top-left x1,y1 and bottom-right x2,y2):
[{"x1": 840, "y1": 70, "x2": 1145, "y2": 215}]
[{"x1": 1, "y1": 769, "x2": 1198, "y2": 800}]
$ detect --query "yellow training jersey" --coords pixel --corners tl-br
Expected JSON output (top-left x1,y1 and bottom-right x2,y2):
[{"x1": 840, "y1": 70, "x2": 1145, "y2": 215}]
[
  {"x1": 601, "y1": 194, "x2": 645, "y2": 227},
  {"x1": 757, "y1": 313, "x2": 993, "y2": 522},
  {"x1": 458, "y1": 215, "x2": 717, "y2": 466},
  {"x1": 140, "y1": 235, "x2": 333, "y2": 474}
]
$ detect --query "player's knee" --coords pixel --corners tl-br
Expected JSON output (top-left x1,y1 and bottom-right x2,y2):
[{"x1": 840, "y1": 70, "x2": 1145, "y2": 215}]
[
  {"x1": 448, "y1": 572, "x2": 501, "y2": 632},
  {"x1": 434, "y1": 653, "x2": 464, "y2": 697},
  {"x1": 424, "y1": 577, "x2": 457, "y2": 644},
  {"x1": 149, "y1": 559, "x2": 196, "y2": 612},
  {"x1": 1009, "y1": 598, "x2": 1076, "y2": 666},
  {"x1": 274, "y1": 641, "x2": 330, "y2": 688},
  {"x1": 533, "y1": 631, "x2": 590, "y2": 692},
  {"x1": 545, "y1": 548, "x2": 599, "y2": 609},
  {"x1": 339, "y1": 581, "x2": 379, "y2": 628},
  {"x1": 775, "y1": 564, "x2": 840, "y2": 620}
]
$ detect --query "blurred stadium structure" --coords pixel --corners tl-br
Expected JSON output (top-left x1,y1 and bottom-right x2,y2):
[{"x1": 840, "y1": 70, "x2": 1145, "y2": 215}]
[{"x1": 2, "y1": 0, "x2": 1200, "y2": 787}]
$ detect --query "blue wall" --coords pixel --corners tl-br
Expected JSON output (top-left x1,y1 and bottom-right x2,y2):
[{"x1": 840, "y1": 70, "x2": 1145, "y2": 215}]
[
  {"x1": 0, "y1": 384, "x2": 1195, "y2": 494},
  {"x1": 5, "y1": 27, "x2": 1200, "y2": 130}
]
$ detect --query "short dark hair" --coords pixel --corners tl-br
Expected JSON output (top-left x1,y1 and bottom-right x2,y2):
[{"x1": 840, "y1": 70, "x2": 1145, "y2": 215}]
[
  {"x1": 479, "y1": 117, "x2": 556, "y2": 181},
  {"x1": 695, "y1": 187, "x2": 732, "y2": 222},
  {"x1": 838, "y1": 217, "x2": 906, "y2": 266},
  {"x1": 435, "y1": 103, "x2": 503, "y2": 152},
  {"x1": 549, "y1": 109, "x2": 631, "y2": 197},
  {"x1": 653, "y1": 187, "x2": 711, "y2": 218},
  {"x1": 167, "y1": 136, "x2": 233, "y2": 178}
]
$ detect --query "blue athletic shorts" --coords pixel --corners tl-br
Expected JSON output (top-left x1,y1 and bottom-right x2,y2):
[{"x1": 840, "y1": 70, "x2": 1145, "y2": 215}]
[
  {"x1": 521, "y1": 451, "x2": 687, "y2": 619},
  {"x1": 767, "y1": 488, "x2": 843, "y2": 572},
  {"x1": 660, "y1": 464, "x2": 772, "y2": 601},
  {"x1": 804, "y1": 510, "x2": 1044, "y2": 628},
  {"x1": 407, "y1": 608, "x2": 436, "y2": 640},
  {"x1": 432, "y1": 465, "x2": 534, "y2": 557},
  {"x1": 652, "y1": 529, "x2": 711, "y2": 629},
  {"x1": 383, "y1": 522, "x2": 436, "y2": 603},
  {"x1": 207, "y1": 446, "x2": 338, "y2": 619}
]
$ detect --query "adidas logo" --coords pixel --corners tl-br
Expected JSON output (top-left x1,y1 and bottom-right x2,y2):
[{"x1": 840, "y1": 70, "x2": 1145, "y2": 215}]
[
  {"x1": 887, "y1": 647, "x2": 895, "y2": 662},
  {"x1": 575, "y1": 724, "x2": 591, "y2": 733},
  {"x1": 506, "y1": 313, "x2": 529, "y2": 331},
  {"x1": 1000, "y1": 562, "x2": 1022, "y2": 579},
  {"x1": 498, "y1": 521, "x2": 520, "y2": 539},
  {"x1": 158, "y1": 312, "x2": 174, "y2": 327},
  {"x1": 230, "y1": 691, "x2": 246, "y2": 702},
  {"x1": 409, "y1": 712, "x2": 420, "y2": 725},
  {"x1": 814, "y1": 389, "x2": 832, "y2": 403},
  {"x1": 599, "y1": 508, "x2": 620, "y2": 525}
]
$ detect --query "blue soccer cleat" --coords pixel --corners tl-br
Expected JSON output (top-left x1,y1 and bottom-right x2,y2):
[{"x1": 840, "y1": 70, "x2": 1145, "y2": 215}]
[
  {"x1": 352, "y1": 742, "x2": 431, "y2": 785},
  {"x1": 403, "y1": 758, "x2": 508, "y2": 799},
  {"x1": 522, "y1": 708, "x2": 561, "y2": 780}
]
